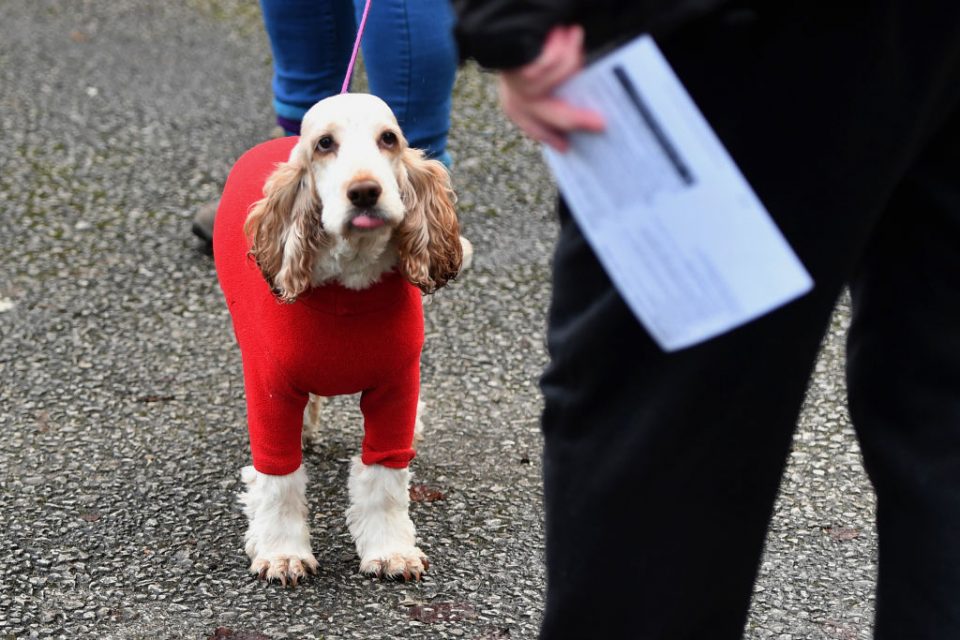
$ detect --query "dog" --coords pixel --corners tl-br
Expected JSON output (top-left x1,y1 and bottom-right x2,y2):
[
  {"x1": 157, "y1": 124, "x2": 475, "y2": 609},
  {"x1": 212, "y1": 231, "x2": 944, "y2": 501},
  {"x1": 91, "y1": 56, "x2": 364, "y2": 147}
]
[{"x1": 213, "y1": 93, "x2": 471, "y2": 585}]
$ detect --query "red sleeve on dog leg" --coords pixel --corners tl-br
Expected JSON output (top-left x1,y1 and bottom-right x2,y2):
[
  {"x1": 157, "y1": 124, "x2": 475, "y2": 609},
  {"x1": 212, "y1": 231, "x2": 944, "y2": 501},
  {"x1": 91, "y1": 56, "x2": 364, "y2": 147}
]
[
  {"x1": 242, "y1": 347, "x2": 310, "y2": 477},
  {"x1": 358, "y1": 356, "x2": 420, "y2": 469},
  {"x1": 213, "y1": 136, "x2": 308, "y2": 478}
]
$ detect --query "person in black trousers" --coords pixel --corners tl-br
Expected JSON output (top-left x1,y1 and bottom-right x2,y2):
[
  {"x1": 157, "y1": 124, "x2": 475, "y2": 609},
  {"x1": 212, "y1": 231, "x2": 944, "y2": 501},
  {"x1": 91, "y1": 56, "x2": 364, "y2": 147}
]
[{"x1": 452, "y1": 2, "x2": 960, "y2": 638}]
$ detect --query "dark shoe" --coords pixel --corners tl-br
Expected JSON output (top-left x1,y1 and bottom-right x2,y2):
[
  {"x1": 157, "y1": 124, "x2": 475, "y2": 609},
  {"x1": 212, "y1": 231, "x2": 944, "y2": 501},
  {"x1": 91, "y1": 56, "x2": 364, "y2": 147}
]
[
  {"x1": 191, "y1": 199, "x2": 218, "y2": 255},
  {"x1": 193, "y1": 126, "x2": 287, "y2": 256}
]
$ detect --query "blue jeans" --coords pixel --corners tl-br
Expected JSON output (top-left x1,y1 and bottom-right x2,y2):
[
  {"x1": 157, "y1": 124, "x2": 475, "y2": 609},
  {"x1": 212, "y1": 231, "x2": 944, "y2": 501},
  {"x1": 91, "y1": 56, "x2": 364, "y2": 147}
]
[{"x1": 259, "y1": 0, "x2": 456, "y2": 163}]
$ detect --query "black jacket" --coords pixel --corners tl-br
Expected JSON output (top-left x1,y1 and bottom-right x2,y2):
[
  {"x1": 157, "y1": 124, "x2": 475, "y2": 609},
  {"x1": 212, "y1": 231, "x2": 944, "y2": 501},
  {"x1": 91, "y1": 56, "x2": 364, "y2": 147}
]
[{"x1": 453, "y1": 0, "x2": 730, "y2": 69}]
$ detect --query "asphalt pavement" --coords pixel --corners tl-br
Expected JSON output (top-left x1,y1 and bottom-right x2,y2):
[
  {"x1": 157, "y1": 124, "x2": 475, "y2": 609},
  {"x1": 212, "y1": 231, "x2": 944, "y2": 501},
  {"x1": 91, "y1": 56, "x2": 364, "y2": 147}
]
[{"x1": 0, "y1": 1, "x2": 877, "y2": 638}]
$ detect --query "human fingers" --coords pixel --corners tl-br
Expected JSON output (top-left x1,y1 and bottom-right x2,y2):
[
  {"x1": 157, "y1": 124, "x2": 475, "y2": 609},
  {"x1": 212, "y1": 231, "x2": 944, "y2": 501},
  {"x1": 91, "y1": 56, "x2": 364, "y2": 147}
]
[
  {"x1": 522, "y1": 96, "x2": 605, "y2": 135},
  {"x1": 500, "y1": 78, "x2": 605, "y2": 150},
  {"x1": 509, "y1": 109, "x2": 571, "y2": 151},
  {"x1": 512, "y1": 25, "x2": 586, "y2": 98},
  {"x1": 499, "y1": 79, "x2": 567, "y2": 148}
]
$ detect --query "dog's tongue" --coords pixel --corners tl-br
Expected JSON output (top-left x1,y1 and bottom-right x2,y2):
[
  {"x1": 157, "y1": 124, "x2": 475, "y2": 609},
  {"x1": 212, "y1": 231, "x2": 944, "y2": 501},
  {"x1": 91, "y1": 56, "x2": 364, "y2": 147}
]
[{"x1": 352, "y1": 214, "x2": 385, "y2": 229}]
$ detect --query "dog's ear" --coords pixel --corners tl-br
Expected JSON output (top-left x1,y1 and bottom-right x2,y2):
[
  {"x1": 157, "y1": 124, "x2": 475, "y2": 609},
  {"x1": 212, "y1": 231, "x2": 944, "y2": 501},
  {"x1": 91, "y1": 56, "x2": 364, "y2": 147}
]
[
  {"x1": 244, "y1": 144, "x2": 325, "y2": 302},
  {"x1": 397, "y1": 148, "x2": 462, "y2": 294}
]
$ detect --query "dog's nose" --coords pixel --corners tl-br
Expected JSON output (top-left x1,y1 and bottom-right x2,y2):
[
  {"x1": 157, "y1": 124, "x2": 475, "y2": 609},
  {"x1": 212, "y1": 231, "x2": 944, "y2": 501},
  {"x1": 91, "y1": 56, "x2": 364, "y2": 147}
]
[{"x1": 347, "y1": 180, "x2": 382, "y2": 208}]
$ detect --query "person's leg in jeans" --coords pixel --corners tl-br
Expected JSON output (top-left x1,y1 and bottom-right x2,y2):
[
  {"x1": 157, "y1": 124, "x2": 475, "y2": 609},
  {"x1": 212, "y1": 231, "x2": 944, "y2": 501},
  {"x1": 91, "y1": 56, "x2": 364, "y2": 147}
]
[
  {"x1": 192, "y1": 0, "x2": 355, "y2": 248},
  {"x1": 846, "y1": 111, "x2": 960, "y2": 639},
  {"x1": 263, "y1": 0, "x2": 456, "y2": 157},
  {"x1": 357, "y1": 0, "x2": 457, "y2": 164},
  {"x1": 260, "y1": 0, "x2": 356, "y2": 135}
]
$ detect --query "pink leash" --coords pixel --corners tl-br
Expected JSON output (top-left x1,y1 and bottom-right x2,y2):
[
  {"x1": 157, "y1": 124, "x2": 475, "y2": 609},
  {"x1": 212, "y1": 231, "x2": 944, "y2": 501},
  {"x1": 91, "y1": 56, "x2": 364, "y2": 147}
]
[{"x1": 341, "y1": 0, "x2": 373, "y2": 94}]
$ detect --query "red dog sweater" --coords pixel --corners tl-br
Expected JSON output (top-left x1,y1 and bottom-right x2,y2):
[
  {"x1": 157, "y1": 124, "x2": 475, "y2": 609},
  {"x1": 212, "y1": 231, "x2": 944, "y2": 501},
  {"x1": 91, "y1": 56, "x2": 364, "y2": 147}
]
[{"x1": 213, "y1": 137, "x2": 423, "y2": 476}]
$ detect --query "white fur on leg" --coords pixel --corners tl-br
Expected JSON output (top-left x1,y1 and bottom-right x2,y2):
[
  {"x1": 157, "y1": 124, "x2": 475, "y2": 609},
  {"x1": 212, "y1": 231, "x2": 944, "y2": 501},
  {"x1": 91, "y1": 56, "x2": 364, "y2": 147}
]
[
  {"x1": 345, "y1": 457, "x2": 428, "y2": 580},
  {"x1": 239, "y1": 465, "x2": 318, "y2": 585}
]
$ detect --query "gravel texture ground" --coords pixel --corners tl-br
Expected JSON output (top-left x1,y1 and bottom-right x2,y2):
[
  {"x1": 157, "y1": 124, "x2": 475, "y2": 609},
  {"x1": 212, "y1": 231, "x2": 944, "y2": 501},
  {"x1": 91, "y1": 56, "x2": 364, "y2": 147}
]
[{"x1": 0, "y1": 1, "x2": 877, "y2": 638}]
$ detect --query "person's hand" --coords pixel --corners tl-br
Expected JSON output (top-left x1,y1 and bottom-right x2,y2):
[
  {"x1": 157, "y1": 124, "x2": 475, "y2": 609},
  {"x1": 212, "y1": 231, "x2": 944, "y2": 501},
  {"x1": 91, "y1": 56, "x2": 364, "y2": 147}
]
[{"x1": 498, "y1": 25, "x2": 605, "y2": 151}]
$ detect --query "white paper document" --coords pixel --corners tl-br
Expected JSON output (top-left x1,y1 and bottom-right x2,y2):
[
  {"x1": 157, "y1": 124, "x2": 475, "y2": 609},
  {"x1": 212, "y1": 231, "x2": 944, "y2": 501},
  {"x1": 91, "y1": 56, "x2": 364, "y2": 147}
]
[{"x1": 543, "y1": 35, "x2": 813, "y2": 351}]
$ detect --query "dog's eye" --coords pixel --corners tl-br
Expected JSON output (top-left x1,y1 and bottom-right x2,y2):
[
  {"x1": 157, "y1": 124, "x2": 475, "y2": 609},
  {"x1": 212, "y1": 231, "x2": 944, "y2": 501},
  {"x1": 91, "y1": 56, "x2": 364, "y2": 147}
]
[
  {"x1": 317, "y1": 135, "x2": 335, "y2": 151},
  {"x1": 380, "y1": 131, "x2": 398, "y2": 147}
]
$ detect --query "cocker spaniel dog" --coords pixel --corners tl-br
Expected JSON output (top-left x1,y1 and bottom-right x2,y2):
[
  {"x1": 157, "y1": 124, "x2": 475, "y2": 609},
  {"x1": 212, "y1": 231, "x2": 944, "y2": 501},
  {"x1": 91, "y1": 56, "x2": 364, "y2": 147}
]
[{"x1": 213, "y1": 93, "x2": 471, "y2": 585}]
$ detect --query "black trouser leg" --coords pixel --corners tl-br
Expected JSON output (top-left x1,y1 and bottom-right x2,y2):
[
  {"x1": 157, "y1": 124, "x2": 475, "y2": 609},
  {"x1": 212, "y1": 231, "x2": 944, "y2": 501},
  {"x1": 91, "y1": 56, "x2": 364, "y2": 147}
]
[
  {"x1": 846, "y1": 114, "x2": 960, "y2": 640},
  {"x1": 536, "y1": 5, "x2": 960, "y2": 637},
  {"x1": 538, "y1": 203, "x2": 844, "y2": 639}
]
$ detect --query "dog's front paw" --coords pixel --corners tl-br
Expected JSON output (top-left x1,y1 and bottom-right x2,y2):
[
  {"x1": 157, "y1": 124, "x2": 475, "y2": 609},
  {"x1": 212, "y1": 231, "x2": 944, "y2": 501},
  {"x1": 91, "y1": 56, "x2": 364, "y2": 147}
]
[
  {"x1": 359, "y1": 547, "x2": 429, "y2": 581},
  {"x1": 249, "y1": 552, "x2": 319, "y2": 587},
  {"x1": 346, "y1": 459, "x2": 429, "y2": 582},
  {"x1": 240, "y1": 465, "x2": 317, "y2": 587}
]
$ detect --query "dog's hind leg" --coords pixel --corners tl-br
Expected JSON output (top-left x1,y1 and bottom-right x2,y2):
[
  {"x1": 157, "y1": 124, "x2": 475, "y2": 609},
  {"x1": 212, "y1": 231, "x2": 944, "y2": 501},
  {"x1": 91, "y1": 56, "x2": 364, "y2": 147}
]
[
  {"x1": 302, "y1": 394, "x2": 326, "y2": 447},
  {"x1": 413, "y1": 399, "x2": 426, "y2": 449},
  {"x1": 345, "y1": 457, "x2": 429, "y2": 581}
]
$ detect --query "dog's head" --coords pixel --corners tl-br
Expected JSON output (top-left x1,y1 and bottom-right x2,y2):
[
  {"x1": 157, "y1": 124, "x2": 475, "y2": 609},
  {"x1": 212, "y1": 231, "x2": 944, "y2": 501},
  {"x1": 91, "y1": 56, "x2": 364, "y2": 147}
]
[{"x1": 244, "y1": 93, "x2": 462, "y2": 302}]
